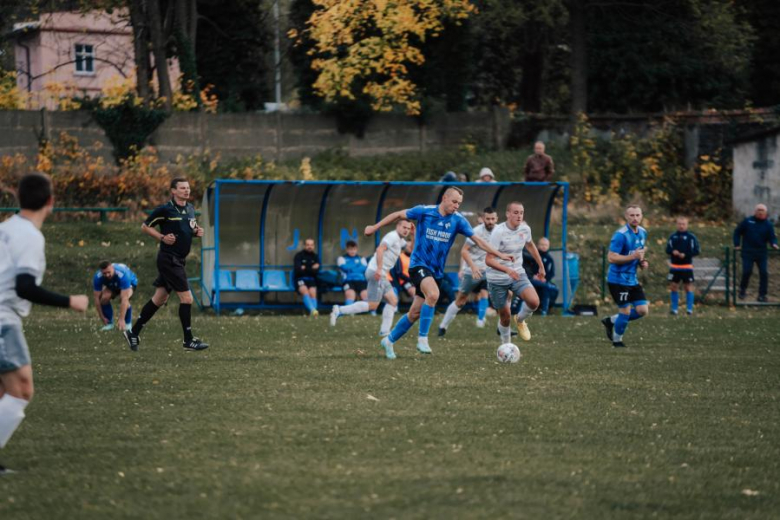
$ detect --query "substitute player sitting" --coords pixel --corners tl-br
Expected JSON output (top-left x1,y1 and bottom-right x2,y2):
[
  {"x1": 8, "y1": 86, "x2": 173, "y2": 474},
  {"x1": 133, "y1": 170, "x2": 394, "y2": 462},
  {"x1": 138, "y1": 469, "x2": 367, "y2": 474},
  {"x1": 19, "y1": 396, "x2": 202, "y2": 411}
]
[
  {"x1": 331, "y1": 220, "x2": 413, "y2": 336},
  {"x1": 666, "y1": 217, "x2": 700, "y2": 315},
  {"x1": 365, "y1": 187, "x2": 511, "y2": 359},
  {"x1": 293, "y1": 238, "x2": 320, "y2": 317},
  {"x1": 93, "y1": 261, "x2": 137, "y2": 331},
  {"x1": 601, "y1": 205, "x2": 649, "y2": 348},
  {"x1": 337, "y1": 241, "x2": 368, "y2": 305},
  {"x1": 485, "y1": 202, "x2": 544, "y2": 344},
  {"x1": 438, "y1": 206, "x2": 498, "y2": 336}
]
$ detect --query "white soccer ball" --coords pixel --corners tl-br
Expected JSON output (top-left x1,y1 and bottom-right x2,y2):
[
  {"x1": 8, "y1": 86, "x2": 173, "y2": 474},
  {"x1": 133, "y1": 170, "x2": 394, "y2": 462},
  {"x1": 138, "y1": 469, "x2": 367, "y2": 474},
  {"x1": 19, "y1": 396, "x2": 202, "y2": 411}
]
[{"x1": 497, "y1": 343, "x2": 521, "y2": 364}]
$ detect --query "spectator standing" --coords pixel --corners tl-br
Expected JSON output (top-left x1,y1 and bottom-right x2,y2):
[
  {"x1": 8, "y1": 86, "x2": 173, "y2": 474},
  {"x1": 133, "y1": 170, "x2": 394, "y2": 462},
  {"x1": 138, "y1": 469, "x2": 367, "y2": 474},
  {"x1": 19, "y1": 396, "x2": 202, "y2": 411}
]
[
  {"x1": 524, "y1": 141, "x2": 555, "y2": 182},
  {"x1": 733, "y1": 204, "x2": 779, "y2": 302},
  {"x1": 666, "y1": 217, "x2": 700, "y2": 315}
]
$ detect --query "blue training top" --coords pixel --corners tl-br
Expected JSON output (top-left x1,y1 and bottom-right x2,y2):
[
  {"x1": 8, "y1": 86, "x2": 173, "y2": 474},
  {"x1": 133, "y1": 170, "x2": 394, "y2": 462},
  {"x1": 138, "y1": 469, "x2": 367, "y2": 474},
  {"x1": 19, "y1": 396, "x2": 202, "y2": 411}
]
[
  {"x1": 337, "y1": 254, "x2": 367, "y2": 282},
  {"x1": 607, "y1": 225, "x2": 648, "y2": 286},
  {"x1": 92, "y1": 263, "x2": 138, "y2": 292},
  {"x1": 406, "y1": 204, "x2": 474, "y2": 278}
]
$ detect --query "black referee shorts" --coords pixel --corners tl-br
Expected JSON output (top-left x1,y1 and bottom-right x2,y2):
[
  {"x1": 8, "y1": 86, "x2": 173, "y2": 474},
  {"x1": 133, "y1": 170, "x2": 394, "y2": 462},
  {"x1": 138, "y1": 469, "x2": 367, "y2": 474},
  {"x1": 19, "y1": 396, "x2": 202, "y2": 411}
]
[{"x1": 153, "y1": 251, "x2": 190, "y2": 293}]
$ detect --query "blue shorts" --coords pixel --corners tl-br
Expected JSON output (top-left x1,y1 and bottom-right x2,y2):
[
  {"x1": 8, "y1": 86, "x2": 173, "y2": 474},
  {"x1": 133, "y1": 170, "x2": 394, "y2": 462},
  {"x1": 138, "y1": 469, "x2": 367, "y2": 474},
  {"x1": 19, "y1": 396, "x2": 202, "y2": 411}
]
[{"x1": 0, "y1": 323, "x2": 31, "y2": 373}]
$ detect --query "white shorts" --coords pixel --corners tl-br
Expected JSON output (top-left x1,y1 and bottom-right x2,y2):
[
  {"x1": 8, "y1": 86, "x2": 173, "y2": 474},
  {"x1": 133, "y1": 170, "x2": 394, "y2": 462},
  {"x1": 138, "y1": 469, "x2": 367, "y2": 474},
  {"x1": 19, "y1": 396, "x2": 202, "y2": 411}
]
[
  {"x1": 0, "y1": 323, "x2": 31, "y2": 373},
  {"x1": 366, "y1": 269, "x2": 393, "y2": 302},
  {"x1": 487, "y1": 274, "x2": 533, "y2": 310}
]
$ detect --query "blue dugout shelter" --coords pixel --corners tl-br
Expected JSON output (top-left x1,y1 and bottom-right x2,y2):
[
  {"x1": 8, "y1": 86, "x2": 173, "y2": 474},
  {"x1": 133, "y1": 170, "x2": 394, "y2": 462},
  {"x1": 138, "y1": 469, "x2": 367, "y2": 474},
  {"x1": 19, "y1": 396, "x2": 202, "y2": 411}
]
[{"x1": 198, "y1": 180, "x2": 576, "y2": 314}]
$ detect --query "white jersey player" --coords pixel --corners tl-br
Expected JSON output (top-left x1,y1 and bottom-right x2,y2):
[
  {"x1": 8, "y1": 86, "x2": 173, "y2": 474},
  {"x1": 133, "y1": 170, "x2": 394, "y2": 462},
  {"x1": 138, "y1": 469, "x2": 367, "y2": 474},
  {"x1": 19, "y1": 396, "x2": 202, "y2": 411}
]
[
  {"x1": 0, "y1": 173, "x2": 88, "y2": 474},
  {"x1": 438, "y1": 207, "x2": 498, "y2": 335},
  {"x1": 330, "y1": 219, "x2": 414, "y2": 336},
  {"x1": 485, "y1": 202, "x2": 544, "y2": 344}
]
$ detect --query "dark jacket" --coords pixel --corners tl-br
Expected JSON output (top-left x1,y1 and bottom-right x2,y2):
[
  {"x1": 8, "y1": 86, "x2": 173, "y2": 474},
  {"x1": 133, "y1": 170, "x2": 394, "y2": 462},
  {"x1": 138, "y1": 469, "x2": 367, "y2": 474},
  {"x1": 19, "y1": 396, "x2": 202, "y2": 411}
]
[
  {"x1": 523, "y1": 250, "x2": 555, "y2": 282},
  {"x1": 733, "y1": 217, "x2": 778, "y2": 255},
  {"x1": 666, "y1": 231, "x2": 700, "y2": 268},
  {"x1": 523, "y1": 154, "x2": 555, "y2": 182},
  {"x1": 293, "y1": 250, "x2": 320, "y2": 281}
]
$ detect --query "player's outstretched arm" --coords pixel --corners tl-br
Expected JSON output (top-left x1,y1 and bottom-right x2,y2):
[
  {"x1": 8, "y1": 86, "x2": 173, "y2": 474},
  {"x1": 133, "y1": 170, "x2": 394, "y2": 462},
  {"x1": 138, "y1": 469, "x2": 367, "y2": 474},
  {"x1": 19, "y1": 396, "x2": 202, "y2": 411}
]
[
  {"x1": 373, "y1": 243, "x2": 387, "y2": 281},
  {"x1": 524, "y1": 241, "x2": 546, "y2": 281},
  {"x1": 15, "y1": 274, "x2": 88, "y2": 311},
  {"x1": 471, "y1": 235, "x2": 513, "y2": 263},
  {"x1": 365, "y1": 210, "x2": 407, "y2": 236}
]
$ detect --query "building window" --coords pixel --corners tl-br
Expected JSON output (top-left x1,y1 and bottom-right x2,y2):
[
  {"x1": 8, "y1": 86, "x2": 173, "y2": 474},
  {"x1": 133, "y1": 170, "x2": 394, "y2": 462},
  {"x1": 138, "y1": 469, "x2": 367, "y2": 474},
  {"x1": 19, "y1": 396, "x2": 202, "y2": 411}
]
[{"x1": 74, "y1": 44, "x2": 95, "y2": 74}]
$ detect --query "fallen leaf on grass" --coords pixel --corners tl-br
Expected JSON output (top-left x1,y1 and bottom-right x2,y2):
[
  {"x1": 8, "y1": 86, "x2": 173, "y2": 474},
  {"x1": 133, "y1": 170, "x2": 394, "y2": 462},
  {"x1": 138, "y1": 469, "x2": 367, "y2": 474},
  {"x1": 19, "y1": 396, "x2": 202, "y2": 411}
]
[
  {"x1": 741, "y1": 489, "x2": 760, "y2": 497},
  {"x1": 366, "y1": 394, "x2": 380, "y2": 402}
]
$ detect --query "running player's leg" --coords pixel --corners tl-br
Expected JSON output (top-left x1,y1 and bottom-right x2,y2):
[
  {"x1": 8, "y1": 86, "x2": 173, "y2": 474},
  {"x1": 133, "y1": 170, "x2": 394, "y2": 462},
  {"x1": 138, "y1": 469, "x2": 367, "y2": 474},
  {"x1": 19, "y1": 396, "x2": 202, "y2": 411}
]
[
  {"x1": 669, "y1": 276, "x2": 680, "y2": 315},
  {"x1": 415, "y1": 277, "x2": 440, "y2": 352},
  {"x1": 514, "y1": 283, "x2": 539, "y2": 341},
  {"x1": 132, "y1": 286, "x2": 169, "y2": 337},
  {"x1": 0, "y1": 327, "x2": 33, "y2": 455},
  {"x1": 476, "y1": 287, "x2": 489, "y2": 326},
  {"x1": 122, "y1": 287, "x2": 134, "y2": 329},
  {"x1": 382, "y1": 295, "x2": 423, "y2": 359},
  {"x1": 439, "y1": 290, "x2": 469, "y2": 335},
  {"x1": 379, "y1": 290, "x2": 399, "y2": 337},
  {"x1": 489, "y1": 282, "x2": 513, "y2": 344}
]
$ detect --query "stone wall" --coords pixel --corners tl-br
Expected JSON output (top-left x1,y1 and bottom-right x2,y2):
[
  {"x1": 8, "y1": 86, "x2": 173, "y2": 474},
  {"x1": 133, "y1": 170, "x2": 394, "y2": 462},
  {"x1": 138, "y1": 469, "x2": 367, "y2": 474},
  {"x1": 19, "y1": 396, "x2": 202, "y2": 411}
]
[{"x1": 0, "y1": 108, "x2": 512, "y2": 163}]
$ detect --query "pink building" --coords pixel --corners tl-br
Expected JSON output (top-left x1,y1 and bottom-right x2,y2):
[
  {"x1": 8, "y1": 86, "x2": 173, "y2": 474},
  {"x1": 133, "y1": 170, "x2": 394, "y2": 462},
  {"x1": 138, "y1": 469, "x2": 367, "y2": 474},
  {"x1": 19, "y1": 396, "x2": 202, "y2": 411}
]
[{"x1": 10, "y1": 9, "x2": 178, "y2": 106}]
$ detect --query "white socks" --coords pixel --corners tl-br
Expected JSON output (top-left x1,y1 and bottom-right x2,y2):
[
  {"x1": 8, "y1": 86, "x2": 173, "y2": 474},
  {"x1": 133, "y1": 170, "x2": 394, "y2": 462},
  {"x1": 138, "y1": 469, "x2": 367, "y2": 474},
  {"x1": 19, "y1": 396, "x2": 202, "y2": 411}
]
[
  {"x1": 339, "y1": 301, "x2": 370, "y2": 315},
  {"x1": 0, "y1": 394, "x2": 29, "y2": 448},
  {"x1": 498, "y1": 323, "x2": 512, "y2": 344},
  {"x1": 516, "y1": 302, "x2": 534, "y2": 323},
  {"x1": 439, "y1": 302, "x2": 462, "y2": 330},
  {"x1": 380, "y1": 304, "x2": 396, "y2": 335}
]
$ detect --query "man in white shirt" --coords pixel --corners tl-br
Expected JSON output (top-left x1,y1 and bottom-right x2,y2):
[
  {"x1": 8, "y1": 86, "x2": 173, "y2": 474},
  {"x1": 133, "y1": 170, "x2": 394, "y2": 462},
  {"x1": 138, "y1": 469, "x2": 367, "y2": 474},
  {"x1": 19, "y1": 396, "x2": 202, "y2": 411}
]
[
  {"x1": 0, "y1": 173, "x2": 88, "y2": 474},
  {"x1": 438, "y1": 207, "x2": 497, "y2": 335},
  {"x1": 331, "y1": 219, "x2": 413, "y2": 337},
  {"x1": 485, "y1": 202, "x2": 545, "y2": 345}
]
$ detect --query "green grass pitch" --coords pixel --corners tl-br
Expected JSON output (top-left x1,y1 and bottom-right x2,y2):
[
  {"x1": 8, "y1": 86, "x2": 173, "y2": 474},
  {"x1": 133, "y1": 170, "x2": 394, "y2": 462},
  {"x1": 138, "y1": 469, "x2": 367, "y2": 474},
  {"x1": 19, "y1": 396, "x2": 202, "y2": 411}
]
[{"x1": 1, "y1": 308, "x2": 779, "y2": 519}]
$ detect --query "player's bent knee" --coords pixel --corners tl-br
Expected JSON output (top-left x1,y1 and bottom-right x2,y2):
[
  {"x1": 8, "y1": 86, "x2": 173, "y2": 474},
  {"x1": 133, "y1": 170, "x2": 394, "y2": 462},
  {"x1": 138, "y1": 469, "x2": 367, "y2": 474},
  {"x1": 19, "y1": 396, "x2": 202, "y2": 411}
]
[{"x1": 636, "y1": 305, "x2": 649, "y2": 316}]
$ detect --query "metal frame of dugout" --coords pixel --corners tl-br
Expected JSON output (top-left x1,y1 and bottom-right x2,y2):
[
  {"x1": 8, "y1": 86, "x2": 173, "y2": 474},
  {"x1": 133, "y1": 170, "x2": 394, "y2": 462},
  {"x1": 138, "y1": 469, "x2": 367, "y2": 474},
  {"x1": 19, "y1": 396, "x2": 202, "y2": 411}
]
[{"x1": 197, "y1": 179, "x2": 575, "y2": 314}]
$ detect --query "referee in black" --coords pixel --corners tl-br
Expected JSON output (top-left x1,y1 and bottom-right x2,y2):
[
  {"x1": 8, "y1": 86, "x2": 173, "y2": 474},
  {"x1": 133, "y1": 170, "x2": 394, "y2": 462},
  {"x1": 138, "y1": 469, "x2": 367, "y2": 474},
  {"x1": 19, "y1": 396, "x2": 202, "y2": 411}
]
[{"x1": 124, "y1": 177, "x2": 208, "y2": 351}]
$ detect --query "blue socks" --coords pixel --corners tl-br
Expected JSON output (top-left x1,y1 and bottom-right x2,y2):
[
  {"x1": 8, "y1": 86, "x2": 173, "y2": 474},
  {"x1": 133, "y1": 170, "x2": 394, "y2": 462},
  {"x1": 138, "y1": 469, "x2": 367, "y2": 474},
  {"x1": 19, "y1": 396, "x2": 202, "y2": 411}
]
[
  {"x1": 303, "y1": 295, "x2": 317, "y2": 312},
  {"x1": 101, "y1": 303, "x2": 113, "y2": 323},
  {"x1": 670, "y1": 291, "x2": 679, "y2": 313},
  {"x1": 125, "y1": 305, "x2": 132, "y2": 324},
  {"x1": 614, "y1": 313, "x2": 630, "y2": 336},
  {"x1": 389, "y1": 315, "x2": 413, "y2": 343},
  {"x1": 686, "y1": 291, "x2": 694, "y2": 313},
  {"x1": 477, "y1": 297, "x2": 489, "y2": 320},
  {"x1": 628, "y1": 308, "x2": 643, "y2": 321},
  {"x1": 418, "y1": 304, "x2": 435, "y2": 338}
]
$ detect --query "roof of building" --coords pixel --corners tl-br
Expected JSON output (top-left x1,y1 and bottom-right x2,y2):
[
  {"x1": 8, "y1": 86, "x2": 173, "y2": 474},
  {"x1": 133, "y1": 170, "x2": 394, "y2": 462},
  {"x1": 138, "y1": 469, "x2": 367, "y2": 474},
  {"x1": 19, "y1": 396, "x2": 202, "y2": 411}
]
[{"x1": 729, "y1": 126, "x2": 780, "y2": 146}]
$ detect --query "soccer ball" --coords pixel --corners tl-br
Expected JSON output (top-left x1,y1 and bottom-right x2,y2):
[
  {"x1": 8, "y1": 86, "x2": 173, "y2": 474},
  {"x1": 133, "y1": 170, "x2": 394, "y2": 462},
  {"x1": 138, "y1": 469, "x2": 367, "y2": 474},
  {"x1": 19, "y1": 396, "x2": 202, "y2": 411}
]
[{"x1": 497, "y1": 343, "x2": 521, "y2": 364}]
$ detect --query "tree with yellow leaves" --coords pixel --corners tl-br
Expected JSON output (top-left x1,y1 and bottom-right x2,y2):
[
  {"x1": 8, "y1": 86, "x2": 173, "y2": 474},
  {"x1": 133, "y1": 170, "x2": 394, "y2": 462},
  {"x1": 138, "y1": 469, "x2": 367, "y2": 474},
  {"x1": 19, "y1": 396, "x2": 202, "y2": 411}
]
[{"x1": 293, "y1": 0, "x2": 475, "y2": 116}]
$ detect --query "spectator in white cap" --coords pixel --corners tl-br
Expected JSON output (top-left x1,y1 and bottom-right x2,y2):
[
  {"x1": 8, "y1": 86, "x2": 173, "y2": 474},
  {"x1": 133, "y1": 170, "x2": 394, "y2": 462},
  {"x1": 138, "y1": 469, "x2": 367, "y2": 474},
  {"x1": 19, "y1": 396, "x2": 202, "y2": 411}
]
[{"x1": 477, "y1": 167, "x2": 496, "y2": 183}]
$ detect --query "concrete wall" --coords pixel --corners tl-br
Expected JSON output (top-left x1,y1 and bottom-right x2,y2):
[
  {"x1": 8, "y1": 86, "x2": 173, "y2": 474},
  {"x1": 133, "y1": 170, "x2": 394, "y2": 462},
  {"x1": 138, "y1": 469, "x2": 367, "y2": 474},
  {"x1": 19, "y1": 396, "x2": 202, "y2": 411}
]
[
  {"x1": 733, "y1": 133, "x2": 780, "y2": 219},
  {"x1": 0, "y1": 108, "x2": 512, "y2": 162}
]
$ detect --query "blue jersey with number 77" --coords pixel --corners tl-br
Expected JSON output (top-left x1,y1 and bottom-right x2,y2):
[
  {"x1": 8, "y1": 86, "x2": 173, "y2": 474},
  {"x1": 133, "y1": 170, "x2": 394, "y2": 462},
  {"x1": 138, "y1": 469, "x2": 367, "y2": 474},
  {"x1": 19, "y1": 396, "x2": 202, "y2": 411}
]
[{"x1": 607, "y1": 225, "x2": 648, "y2": 286}]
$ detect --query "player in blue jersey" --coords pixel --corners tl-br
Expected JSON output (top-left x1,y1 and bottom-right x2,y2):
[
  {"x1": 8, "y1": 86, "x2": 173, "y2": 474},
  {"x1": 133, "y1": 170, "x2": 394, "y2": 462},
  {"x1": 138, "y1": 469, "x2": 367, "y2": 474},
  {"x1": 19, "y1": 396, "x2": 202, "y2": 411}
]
[
  {"x1": 337, "y1": 241, "x2": 368, "y2": 305},
  {"x1": 364, "y1": 187, "x2": 512, "y2": 359},
  {"x1": 92, "y1": 261, "x2": 138, "y2": 332},
  {"x1": 601, "y1": 205, "x2": 650, "y2": 348}
]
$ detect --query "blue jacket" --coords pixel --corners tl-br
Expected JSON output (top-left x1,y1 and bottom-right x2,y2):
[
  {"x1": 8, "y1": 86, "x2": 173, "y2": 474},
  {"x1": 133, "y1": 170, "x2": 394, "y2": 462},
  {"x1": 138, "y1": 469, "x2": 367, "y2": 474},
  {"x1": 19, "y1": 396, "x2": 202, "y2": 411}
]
[
  {"x1": 337, "y1": 254, "x2": 367, "y2": 282},
  {"x1": 523, "y1": 250, "x2": 555, "y2": 283},
  {"x1": 666, "y1": 231, "x2": 700, "y2": 269},
  {"x1": 733, "y1": 217, "x2": 778, "y2": 255}
]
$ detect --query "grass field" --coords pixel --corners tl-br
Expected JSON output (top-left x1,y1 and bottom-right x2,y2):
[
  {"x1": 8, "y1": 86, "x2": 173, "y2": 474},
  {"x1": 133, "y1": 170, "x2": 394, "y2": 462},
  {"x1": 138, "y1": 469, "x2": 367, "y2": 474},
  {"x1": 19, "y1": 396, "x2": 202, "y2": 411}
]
[{"x1": 1, "y1": 308, "x2": 779, "y2": 519}]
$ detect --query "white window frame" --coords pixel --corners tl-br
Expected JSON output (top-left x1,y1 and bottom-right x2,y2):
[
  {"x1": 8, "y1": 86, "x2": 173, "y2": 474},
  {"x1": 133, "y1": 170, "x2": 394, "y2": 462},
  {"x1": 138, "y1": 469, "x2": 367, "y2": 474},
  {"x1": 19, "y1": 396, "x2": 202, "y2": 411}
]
[{"x1": 74, "y1": 43, "x2": 95, "y2": 76}]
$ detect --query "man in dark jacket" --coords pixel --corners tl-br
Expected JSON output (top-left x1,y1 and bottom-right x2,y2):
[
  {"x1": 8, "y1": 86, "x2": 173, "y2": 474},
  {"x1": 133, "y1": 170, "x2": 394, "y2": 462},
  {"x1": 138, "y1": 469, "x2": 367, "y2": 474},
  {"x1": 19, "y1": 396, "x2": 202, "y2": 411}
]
[
  {"x1": 294, "y1": 238, "x2": 320, "y2": 316},
  {"x1": 733, "y1": 204, "x2": 779, "y2": 302},
  {"x1": 666, "y1": 217, "x2": 700, "y2": 315},
  {"x1": 523, "y1": 141, "x2": 555, "y2": 182},
  {"x1": 522, "y1": 237, "x2": 558, "y2": 315}
]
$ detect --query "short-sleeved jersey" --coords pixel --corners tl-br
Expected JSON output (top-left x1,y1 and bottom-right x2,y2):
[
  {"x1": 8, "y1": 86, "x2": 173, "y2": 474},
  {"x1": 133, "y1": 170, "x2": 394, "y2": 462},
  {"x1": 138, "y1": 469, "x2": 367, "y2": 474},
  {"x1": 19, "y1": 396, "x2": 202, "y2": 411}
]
[
  {"x1": 486, "y1": 222, "x2": 532, "y2": 284},
  {"x1": 0, "y1": 215, "x2": 46, "y2": 324},
  {"x1": 607, "y1": 225, "x2": 648, "y2": 286},
  {"x1": 92, "y1": 263, "x2": 138, "y2": 292},
  {"x1": 461, "y1": 223, "x2": 493, "y2": 273},
  {"x1": 337, "y1": 255, "x2": 367, "y2": 282},
  {"x1": 406, "y1": 205, "x2": 474, "y2": 278},
  {"x1": 368, "y1": 230, "x2": 408, "y2": 274},
  {"x1": 144, "y1": 199, "x2": 198, "y2": 258}
]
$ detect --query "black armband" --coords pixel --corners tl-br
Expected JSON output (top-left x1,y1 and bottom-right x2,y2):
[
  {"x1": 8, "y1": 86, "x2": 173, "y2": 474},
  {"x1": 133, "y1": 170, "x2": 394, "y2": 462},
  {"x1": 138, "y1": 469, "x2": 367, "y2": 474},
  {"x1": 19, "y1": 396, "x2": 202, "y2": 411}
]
[{"x1": 15, "y1": 274, "x2": 70, "y2": 308}]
